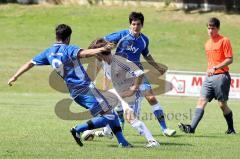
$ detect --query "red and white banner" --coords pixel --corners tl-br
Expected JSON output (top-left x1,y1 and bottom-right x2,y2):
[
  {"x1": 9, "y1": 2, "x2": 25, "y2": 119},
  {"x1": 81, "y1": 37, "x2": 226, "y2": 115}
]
[{"x1": 165, "y1": 70, "x2": 240, "y2": 99}]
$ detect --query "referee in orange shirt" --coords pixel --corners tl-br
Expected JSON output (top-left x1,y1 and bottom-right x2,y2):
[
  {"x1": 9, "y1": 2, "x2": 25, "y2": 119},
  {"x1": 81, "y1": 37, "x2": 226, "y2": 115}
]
[{"x1": 179, "y1": 17, "x2": 236, "y2": 134}]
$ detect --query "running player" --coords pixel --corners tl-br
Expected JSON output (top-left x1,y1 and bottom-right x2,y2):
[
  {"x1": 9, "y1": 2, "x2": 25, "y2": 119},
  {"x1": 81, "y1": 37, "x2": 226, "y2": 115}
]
[{"x1": 7, "y1": 24, "x2": 132, "y2": 147}]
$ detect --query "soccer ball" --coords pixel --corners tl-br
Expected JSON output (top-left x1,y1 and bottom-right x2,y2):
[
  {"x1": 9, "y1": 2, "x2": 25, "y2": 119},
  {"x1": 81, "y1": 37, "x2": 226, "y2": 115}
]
[{"x1": 81, "y1": 130, "x2": 95, "y2": 141}]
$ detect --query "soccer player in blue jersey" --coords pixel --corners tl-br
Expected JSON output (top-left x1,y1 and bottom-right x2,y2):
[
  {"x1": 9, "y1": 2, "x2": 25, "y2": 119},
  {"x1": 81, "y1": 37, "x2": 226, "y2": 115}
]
[
  {"x1": 7, "y1": 24, "x2": 131, "y2": 147},
  {"x1": 102, "y1": 12, "x2": 176, "y2": 136}
]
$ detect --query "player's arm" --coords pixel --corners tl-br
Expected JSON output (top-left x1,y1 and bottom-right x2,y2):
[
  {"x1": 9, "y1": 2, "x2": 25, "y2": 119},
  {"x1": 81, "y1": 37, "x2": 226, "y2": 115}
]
[
  {"x1": 207, "y1": 39, "x2": 233, "y2": 76},
  {"x1": 120, "y1": 74, "x2": 144, "y2": 98},
  {"x1": 144, "y1": 54, "x2": 168, "y2": 75},
  {"x1": 77, "y1": 43, "x2": 115, "y2": 58},
  {"x1": 214, "y1": 57, "x2": 233, "y2": 69},
  {"x1": 207, "y1": 57, "x2": 233, "y2": 76},
  {"x1": 8, "y1": 60, "x2": 35, "y2": 86}
]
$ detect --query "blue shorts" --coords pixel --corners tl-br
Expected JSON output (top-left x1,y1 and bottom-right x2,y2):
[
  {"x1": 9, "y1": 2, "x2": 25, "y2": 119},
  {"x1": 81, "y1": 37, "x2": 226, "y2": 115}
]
[
  {"x1": 139, "y1": 76, "x2": 152, "y2": 92},
  {"x1": 73, "y1": 86, "x2": 111, "y2": 116}
]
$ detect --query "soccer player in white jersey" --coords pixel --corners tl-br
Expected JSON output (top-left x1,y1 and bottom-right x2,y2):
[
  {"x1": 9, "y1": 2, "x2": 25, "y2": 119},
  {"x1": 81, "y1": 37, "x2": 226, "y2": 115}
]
[{"x1": 87, "y1": 38, "x2": 160, "y2": 147}]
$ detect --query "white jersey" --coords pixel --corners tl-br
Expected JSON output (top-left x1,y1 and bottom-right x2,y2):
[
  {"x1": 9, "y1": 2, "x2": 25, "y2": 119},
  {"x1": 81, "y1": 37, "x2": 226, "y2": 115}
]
[
  {"x1": 101, "y1": 55, "x2": 144, "y2": 117},
  {"x1": 102, "y1": 61, "x2": 112, "y2": 80}
]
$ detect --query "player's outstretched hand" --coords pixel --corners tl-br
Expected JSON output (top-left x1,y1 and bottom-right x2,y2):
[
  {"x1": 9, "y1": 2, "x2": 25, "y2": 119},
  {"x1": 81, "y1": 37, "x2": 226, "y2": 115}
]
[
  {"x1": 104, "y1": 42, "x2": 116, "y2": 50},
  {"x1": 158, "y1": 63, "x2": 168, "y2": 75},
  {"x1": 120, "y1": 86, "x2": 138, "y2": 98},
  {"x1": 8, "y1": 76, "x2": 17, "y2": 86}
]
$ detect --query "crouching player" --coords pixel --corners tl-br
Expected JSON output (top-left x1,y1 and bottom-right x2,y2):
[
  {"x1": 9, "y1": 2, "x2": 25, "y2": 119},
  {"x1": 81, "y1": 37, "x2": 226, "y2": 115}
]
[{"x1": 7, "y1": 24, "x2": 132, "y2": 147}]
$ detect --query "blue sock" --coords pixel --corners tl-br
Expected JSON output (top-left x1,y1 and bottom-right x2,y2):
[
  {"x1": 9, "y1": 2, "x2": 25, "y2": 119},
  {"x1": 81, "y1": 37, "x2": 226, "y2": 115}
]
[
  {"x1": 107, "y1": 112, "x2": 129, "y2": 146},
  {"x1": 75, "y1": 116, "x2": 109, "y2": 133},
  {"x1": 152, "y1": 103, "x2": 167, "y2": 131},
  {"x1": 116, "y1": 110, "x2": 125, "y2": 130}
]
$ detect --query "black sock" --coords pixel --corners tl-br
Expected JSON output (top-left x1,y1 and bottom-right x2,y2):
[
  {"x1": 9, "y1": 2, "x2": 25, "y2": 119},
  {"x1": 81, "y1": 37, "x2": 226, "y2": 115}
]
[
  {"x1": 191, "y1": 108, "x2": 204, "y2": 131},
  {"x1": 224, "y1": 111, "x2": 234, "y2": 130}
]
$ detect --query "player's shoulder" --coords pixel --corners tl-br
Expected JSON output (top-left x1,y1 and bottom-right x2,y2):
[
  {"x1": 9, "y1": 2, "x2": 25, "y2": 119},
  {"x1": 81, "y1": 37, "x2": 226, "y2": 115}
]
[
  {"x1": 67, "y1": 44, "x2": 80, "y2": 49},
  {"x1": 218, "y1": 35, "x2": 231, "y2": 46},
  {"x1": 140, "y1": 33, "x2": 149, "y2": 42},
  {"x1": 205, "y1": 38, "x2": 213, "y2": 45},
  {"x1": 222, "y1": 36, "x2": 230, "y2": 42},
  {"x1": 41, "y1": 46, "x2": 52, "y2": 55},
  {"x1": 116, "y1": 29, "x2": 131, "y2": 36}
]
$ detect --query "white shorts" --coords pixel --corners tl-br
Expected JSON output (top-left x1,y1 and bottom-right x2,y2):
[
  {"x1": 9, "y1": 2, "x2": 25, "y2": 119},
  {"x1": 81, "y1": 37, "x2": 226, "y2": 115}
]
[{"x1": 108, "y1": 89, "x2": 143, "y2": 118}]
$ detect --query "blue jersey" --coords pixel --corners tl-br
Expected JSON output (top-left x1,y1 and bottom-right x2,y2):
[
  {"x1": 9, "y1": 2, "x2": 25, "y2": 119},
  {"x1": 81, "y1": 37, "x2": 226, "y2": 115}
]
[
  {"x1": 104, "y1": 29, "x2": 149, "y2": 69},
  {"x1": 32, "y1": 43, "x2": 93, "y2": 98}
]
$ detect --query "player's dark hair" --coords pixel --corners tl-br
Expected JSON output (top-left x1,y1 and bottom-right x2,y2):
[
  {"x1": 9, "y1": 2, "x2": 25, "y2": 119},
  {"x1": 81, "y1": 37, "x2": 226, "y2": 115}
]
[
  {"x1": 129, "y1": 12, "x2": 144, "y2": 26},
  {"x1": 55, "y1": 24, "x2": 72, "y2": 42},
  {"x1": 88, "y1": 38, "x2": 111, "y2": 55},
  {"x1": 207, "y1": 17, "x2": 220, "y2": 29}
]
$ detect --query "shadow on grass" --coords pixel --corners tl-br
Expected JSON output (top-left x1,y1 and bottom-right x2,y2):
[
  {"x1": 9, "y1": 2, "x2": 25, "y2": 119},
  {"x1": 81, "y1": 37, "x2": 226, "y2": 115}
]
[
  {"x1": 153, "y1": 134, "x2": 185, "y2": 138},
  {"x1": 132, "y1": 141, "x2": 193, "y2": 147},
  {"x1": 107, "y1": 144, "x2": 148, "y2": 148},
  {"x1": 107, "y1": 142, "x2": 193, "y2": 148},
  {"x1": 0, "y1": 102, "x2": 43, "y2": 107},
  {"x1": 192, "y1": 135, "x2": 226, "y2": 138}
]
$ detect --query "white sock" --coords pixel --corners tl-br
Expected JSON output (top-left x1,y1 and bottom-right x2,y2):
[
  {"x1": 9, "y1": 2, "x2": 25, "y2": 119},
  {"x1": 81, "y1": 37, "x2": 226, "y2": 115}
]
[
  {"x1": 151, "y1": 102, "x2": 163, "y2": 112},
  {"x1": 131, "y1": 119, "x2": 155, "y2": 141},
  {"x1": 103, "y1": 124, "x2": 112, "y2": 135}
]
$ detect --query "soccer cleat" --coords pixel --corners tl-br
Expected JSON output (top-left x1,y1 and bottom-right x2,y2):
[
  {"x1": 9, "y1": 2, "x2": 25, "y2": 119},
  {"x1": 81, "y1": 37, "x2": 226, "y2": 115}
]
[
  {"x1": 94, "y1": 130, "x2": 114, "y2": 139},
  {"x1": 70, "y1": 128, "x2": 83, "y2": 147},
  {"x1": 118, "y1": 143, "x2": 133, "y2": 148},
  {"x1": 225, "y1": 129, "x2": 236, "y2": 134},
  {"x1": 163, "y1": 128, "x2": 176, "y2": 137},
  {"x1": 145, "y1": 140, "x2": 160, "y2": 148},
  {"x1": 178, "y1": 123, "x2": 194, "y2": 134}
]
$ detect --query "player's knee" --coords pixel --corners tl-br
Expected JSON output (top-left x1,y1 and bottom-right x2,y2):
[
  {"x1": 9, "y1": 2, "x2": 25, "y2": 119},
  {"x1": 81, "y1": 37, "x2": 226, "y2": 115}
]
[
  {"x1": 218, "y1": 101, "x2": 228, "y2": 109},
  {"x1": 125, "y1": 114, "x2": 135, "y2": 123},
  {"x1": 124, "y1": 109, "x2": 135, "y2": 123},
  {"x1": 146, "y1": 95, "x2": 157, "y2": 105},
  {"x1": 197, "y1": 97, "x2": 208, "y2": 108},
  {"x1": 126, "y1": 118, "x2": 132, "y2": 124}
]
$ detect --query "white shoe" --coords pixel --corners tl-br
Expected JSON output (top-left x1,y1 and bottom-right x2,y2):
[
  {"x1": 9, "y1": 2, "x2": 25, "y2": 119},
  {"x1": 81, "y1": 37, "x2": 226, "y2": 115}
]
[
  {"x1": 145, "y1": 140, "x2": 160, "y2": 148},
  {"x1": 94, "y1": 130, "x2": 114, "y2": 140},
  {"x1": 163, "y1": 128, "x2": 176, "y2": 137}
]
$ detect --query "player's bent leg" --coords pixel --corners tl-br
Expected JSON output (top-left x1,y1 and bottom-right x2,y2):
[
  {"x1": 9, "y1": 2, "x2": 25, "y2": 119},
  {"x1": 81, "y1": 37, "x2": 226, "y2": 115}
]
[
  {"x1": 72, "y1": 112, "x2": 131, "y2": 147},
  {"x1": 71, "y1": 115, "x2": 109, "y2": 147},
  {"x1": 144, "y1": 91, "x2": 176, "y2": 136},
  {"x1": 143, "y1": 88, "x2": 176, "y2": 136},
  {"x1": 107, "y1": 111, "x2": 132, "y2": 147},
  {"x1": 125, "y1": 108, "x2": 159, "y2": 148},
  {"x1": 179, "y1": 97, "x2": 207, "y2": 134},
  {"x1": 115, "y1": 105, "x2": 125, "y2": 130},
  {"x1": 144, "y1": 89, "x2": 158, "y2": 105},
  {"x1": 71, "y1": 91, "x2": 130, "y2": 147},
  {"x1": 94, "y1": 125, "x2": 114, "y2": 139},
  {"x1": 218, "y1": 101, "x2": 236, "y2": 134}
]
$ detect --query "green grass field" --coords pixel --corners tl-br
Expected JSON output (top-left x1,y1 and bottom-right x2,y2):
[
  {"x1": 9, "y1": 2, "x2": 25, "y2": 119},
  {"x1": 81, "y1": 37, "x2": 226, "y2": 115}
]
[{"x1": 0, "y1": 4, "x2": 240, "y2": 159}]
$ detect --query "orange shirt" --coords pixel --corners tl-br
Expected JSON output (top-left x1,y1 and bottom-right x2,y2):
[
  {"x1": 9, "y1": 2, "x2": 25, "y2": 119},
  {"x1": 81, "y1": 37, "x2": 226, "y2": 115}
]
[{"x1": 205, "y1": 34, "x2": 233, "y2": 74}]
